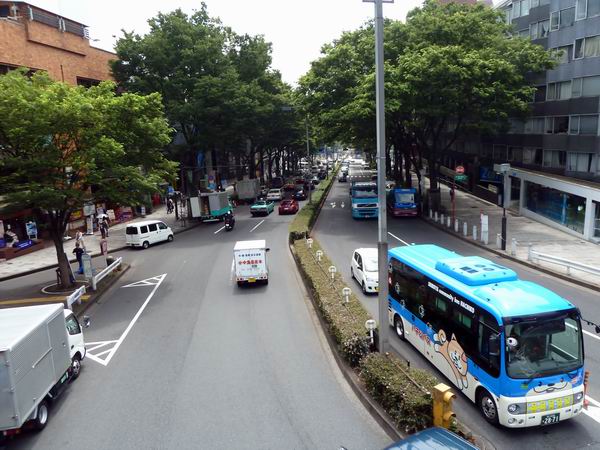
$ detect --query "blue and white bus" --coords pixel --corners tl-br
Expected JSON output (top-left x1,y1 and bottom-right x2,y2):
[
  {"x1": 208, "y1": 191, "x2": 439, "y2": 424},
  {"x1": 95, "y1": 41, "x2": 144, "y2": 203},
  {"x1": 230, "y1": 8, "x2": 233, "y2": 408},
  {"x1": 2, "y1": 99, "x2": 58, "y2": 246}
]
[{"x1": 387, "y1": 244, "x2": 585, "y2": 427}]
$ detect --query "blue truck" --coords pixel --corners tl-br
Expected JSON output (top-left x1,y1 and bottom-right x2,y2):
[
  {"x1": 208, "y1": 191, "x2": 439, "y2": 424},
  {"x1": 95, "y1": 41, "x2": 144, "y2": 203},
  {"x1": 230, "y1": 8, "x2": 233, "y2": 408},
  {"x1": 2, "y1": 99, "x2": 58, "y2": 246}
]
[
  {"x1": 350, "y1": 181, "x2": 378, "y2": 219},
  {"x1": 387, "y1": 187, "x2": 419, "y2": 217}
]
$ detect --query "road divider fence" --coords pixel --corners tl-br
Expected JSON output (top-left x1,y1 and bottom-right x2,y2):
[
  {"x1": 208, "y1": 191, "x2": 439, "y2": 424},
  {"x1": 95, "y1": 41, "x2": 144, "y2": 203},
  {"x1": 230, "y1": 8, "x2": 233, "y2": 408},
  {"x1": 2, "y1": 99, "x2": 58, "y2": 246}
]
[
  {"x1": 92, "y1": 257, "x2": 122, "y2": 290},
  {"x1": 66, "y1": 285, "x2": 86, "y2": 310}
]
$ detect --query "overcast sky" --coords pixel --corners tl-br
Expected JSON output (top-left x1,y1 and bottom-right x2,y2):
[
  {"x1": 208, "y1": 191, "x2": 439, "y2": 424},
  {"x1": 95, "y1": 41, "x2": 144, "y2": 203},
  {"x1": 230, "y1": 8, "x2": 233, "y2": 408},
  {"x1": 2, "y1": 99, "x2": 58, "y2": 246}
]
[{"x1": 29, "y1": 0, "x2": 426, "y2": 85}]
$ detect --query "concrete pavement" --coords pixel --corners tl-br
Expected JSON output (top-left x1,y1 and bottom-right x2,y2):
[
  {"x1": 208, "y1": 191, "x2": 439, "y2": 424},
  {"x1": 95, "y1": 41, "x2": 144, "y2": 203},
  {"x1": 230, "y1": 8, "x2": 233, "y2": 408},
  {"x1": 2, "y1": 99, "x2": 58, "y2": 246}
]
[
  {"x1": 428, "y1": 179, "x2": 600, "y2": 289},
  {"x1": 0, "y1": 205, "x2": 195, "y2": 281}
]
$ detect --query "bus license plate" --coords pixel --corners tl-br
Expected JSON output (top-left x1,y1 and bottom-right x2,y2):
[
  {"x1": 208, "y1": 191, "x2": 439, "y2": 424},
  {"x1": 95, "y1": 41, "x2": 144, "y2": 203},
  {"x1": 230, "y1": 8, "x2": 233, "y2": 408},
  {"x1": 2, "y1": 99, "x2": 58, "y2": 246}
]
[
  {"x1": 248, "y1": 278, "x2": 256, "y2": 283},
  {"x1": 541, "y1": 413, "x2": 560, "y2": 425}
]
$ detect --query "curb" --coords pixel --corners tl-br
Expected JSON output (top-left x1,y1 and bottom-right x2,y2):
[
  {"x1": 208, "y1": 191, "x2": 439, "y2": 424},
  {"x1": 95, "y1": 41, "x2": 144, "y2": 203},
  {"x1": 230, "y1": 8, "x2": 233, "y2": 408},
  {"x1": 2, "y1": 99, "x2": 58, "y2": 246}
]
[
  {"x1": 289, "y1": 243, "x2": 402, "y2": 443},
  {"x1": 73, "y1": 263, "x2": 131, "y2": 318},
  {"x1": 423, "y1": 216, "x2": 600, "y2": 293},
  {"x1": 0, "y1": 221, "x2": 201, "y2": 283}
]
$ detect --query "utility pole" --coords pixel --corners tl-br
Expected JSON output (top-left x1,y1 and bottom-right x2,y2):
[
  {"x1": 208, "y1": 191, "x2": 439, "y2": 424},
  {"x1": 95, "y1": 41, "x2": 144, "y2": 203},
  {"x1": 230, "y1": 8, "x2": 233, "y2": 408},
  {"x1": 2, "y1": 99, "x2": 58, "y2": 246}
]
[
  {"x1": 306, "y1": 116, "x2": 312, "y2": 204},
  {"x1": 365, "y1": 0, "x2": 393, "y2": 354}
]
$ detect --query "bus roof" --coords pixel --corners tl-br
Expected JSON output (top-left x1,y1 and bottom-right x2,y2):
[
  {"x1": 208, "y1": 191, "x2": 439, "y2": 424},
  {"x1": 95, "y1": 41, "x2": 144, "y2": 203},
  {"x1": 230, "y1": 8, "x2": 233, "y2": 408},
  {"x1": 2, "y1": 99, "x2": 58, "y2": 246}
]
[{"x1": 388, "y1": 244, "x2": 575, "y2": 320}]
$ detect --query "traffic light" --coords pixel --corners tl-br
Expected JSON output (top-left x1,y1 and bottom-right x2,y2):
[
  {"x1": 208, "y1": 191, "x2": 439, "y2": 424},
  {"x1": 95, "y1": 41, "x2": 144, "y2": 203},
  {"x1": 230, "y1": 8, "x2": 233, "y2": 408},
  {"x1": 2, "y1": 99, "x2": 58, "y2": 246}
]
[{"x1": 433, "y1": 383, "x2": 456, "y2": 429}]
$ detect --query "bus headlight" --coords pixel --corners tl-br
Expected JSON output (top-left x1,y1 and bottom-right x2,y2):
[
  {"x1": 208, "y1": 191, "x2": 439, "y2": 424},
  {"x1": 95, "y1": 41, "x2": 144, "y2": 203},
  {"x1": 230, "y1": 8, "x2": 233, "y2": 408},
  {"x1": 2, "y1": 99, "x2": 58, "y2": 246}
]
[
  {"x1": 574, "y1": 392, "x2": 584, "y2": 403},
  {"x1": 508, "y1": 403, "x2": 526, "y2": 414}
]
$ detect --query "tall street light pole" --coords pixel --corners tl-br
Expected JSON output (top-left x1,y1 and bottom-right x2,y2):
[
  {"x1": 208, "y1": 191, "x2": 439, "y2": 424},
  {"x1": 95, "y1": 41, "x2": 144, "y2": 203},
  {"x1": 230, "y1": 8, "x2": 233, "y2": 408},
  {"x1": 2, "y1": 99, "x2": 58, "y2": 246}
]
[
  {"x1": 306, "y1": 116, "x2": 312, "y2": 205},
  {"x1": 365, "y1": 0, "x2": 393, "y2": 354}
]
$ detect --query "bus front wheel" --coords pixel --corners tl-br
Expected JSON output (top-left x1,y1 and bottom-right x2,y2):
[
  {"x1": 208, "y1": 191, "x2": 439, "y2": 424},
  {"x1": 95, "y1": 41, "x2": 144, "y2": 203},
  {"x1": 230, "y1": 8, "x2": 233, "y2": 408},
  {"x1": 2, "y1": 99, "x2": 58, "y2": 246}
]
[
  {"x1": 394, "y1": 315, "x2": 406, "y2": 341},
  {"x1": 477, "y1": 389, "x2": 499, "y2": 425}
]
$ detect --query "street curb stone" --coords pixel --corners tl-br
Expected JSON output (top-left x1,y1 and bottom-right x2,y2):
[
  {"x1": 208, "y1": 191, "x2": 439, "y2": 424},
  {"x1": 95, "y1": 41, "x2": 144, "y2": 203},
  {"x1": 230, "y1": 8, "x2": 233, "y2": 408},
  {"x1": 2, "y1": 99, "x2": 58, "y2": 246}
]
[{"x1": 0, "y1": 221, "x2": 201, "y2": 283}]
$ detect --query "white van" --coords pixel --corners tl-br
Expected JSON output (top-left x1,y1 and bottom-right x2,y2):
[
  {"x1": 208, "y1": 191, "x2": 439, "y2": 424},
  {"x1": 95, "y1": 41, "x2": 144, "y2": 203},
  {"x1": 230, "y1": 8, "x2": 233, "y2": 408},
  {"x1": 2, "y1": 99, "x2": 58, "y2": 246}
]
[
  {"x1": 125, "y1": 220, "x2": 173, "y2": 249},
  {"x1": 233, "y1": 240, "x2": 270, "y2": 286}
]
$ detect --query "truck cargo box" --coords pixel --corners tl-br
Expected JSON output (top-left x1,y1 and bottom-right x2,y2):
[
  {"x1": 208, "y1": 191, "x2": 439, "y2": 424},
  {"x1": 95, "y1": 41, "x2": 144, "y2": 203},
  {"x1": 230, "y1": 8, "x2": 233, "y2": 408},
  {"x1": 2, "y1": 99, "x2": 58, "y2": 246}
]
[
  {"x1": 235, "y1": 179, "x2": 260, "y2": 200},
  {"x1": 0, "y1": 304, "x2": 71, "y2": 431}
]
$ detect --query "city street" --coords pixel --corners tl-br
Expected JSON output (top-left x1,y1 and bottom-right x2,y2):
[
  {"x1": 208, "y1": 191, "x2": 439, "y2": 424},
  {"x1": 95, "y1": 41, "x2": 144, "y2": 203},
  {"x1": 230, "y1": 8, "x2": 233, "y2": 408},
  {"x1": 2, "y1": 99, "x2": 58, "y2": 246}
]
[
  {"x1": 2, "y1": 201, "x2": 390, "y2": 450},
  {"x1": 314, "y1": 168, "x2": 600, "y2": 450}
]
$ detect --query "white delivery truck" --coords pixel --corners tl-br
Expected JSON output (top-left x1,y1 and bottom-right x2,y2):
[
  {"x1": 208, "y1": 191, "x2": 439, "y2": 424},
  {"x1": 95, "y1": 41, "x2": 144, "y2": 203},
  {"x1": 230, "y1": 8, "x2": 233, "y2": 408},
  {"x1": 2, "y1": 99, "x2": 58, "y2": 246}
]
[
  {"x1": 235, "y1": 179, "x2": 260, "y2": 202},
  {"x1": 0, "y1": 304, "x2": 88, "y2": 438},
  {"x1": 233, "y1": 240, "x2": 270, "y2": 287}
]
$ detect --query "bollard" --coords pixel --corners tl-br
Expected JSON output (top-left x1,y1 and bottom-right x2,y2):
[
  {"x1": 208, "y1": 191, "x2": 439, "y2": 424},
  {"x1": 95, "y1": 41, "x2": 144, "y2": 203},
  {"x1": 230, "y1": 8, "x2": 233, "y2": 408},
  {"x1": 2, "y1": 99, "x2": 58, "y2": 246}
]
[
  {"x1": 316, "y1": 250, "x2": 323, "y2": 262},
  {"x1": 463, "y1": 221, "x2": 468, "y2": 237},
  {"x1": 429, "y1": 209, "x2": 433, "y2": 219},
  {"x1": 482, "y1": 230, "x2": 489, "y2": 245},
  {"x1": 434, "y1": 211, "x2": 438, "y2": 222},
  {"x1": 527, "y1": 243, "x2": 533, "y2": 262},
  {"x1": 496, "y1": 234, "x2": 502, "y2": 249},
  {"x1": 511, "y1": 238, "x2": 517, "y2": 256},
  {"x1": 447, "y1": 216, "x2": 451, "y2": 228},
  {"x1": 454, "y1": 219, "x2": 459, "y2": 233},
  {"x1": 472, "y1": 225, "x2": 477, "y2": 240},
  {"x1": 441, "y1": 213, "x2": 444, "y2": 225}
]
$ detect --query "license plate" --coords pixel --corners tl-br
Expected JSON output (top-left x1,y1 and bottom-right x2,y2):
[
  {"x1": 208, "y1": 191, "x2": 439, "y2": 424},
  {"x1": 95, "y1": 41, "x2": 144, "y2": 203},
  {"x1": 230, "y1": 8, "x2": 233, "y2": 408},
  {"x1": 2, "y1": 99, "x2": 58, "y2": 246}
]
[
  {"x1": 541, "y1": 413, "x2": 560, "y2": 425},
  {"x1": 248, "y1": 278, "x2": 256, "y2": 283}
]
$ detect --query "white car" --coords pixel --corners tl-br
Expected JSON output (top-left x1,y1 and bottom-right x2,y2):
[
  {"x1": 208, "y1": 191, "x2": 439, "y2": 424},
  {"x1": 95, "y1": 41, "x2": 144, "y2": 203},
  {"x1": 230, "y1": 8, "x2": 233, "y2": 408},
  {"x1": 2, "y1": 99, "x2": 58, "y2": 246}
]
[
  {"x1": 125, "y1": 220, "x2": 173, "y2": 249},
  {"x1": 351, "y1": 248, "x2": 379, "y2": 294},
  {"x1": 266, "y1": 188, "x2": 283, "y2": 201}
]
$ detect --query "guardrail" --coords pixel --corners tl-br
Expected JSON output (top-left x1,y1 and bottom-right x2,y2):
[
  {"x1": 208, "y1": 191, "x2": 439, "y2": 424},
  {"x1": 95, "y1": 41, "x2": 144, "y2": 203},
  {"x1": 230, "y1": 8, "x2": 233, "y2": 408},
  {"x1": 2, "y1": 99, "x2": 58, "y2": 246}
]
[
  {"x1": 66, "y1": 285, "x2": 86, "y2": 310},
  {"x1": 528, "y1": 246, "x2": 600, "y2": 277},
  {"x1": 92, "y1": 257, "x2": 122, "y2": 290}
]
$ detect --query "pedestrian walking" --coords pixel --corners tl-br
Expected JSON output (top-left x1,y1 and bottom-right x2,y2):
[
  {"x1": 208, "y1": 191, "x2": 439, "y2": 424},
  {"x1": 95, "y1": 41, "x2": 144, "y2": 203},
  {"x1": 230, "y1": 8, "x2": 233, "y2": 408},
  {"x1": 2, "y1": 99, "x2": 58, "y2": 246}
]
[
  {"x1": 99, "y1": 217, "x2": 109, "y2": 238},
  {"x1": 72, "y1": 242, "x2": 84, "y2": 274},
  {"x1": 167, "y1": 198, "x2": 174, "y2": 214},
  {"x1": 75, "y1": 230, "x2": 86, "y2": 251}
]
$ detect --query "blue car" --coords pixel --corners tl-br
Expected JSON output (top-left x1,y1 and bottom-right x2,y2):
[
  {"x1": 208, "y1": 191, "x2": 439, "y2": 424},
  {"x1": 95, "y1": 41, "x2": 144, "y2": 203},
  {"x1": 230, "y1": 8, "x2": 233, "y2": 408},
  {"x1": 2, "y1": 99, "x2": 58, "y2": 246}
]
[{"x1": 383, "y1": 427, "x2": 478, "y2": 450}]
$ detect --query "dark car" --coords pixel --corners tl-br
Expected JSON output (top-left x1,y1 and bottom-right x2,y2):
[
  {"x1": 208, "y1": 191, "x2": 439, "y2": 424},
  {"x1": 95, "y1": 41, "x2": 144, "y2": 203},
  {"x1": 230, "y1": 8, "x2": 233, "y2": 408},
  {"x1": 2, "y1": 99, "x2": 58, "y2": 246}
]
[
  {"x1": 318, "y1": 171, "x2": 327, "y2": 180},
  {"x1": 383, "y1": 427, "x2": 478, "y2": 450},
  {"x1": 303, "y1": 182, "x2": 315, "y2": 191},
  {"x1": 293, "y1": 189, "x2": 307, "y2": 200},
  {"x1": 271, "y1": 177, "x2": 284, "y2": 188},
  {"x1": 278, "y1": 199, "x2": 299, "y2": 215},
  {"x1": 311, "y1": 177, "x2": 320, "y2": 186},
  {"x1": 283, "y1": 183, "x2": 296, "y2": 192}
]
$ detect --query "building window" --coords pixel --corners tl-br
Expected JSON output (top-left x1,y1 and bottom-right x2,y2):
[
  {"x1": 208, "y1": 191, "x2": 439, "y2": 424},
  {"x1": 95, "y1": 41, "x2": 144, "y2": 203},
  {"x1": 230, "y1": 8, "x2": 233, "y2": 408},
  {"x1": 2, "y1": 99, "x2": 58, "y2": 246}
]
[
  {"x1": 551, "y1": 45, "x2": 572, "y2": 64},
  {"x1": 525, "y1": 182, "x2": 586, "y2": 233},
  {"x1": 518, "y1": 29, "x2": 529, "y2": 38},
  {"x1": 575, "y1": 35, "x2": 600, "y2": 59},
  {"x1": 568, "y1": 152, "x2": 594, "y2": 172},
  {"x1": 508, "y1": 119, "x2": 524, "y2": 133},
  {"x1": 583, "y1": 75, "x2": 600, "y2": 96},
  {"x1": 543, "y1": 150, "x2": 567, "y2": 167},
  {"x1": 508, "y1": 146, "x2": 522, "y2": 162},
  {"x1": 523, "y1": 148, "x2": 543, "y2": 164},
  {"x1": 590, "y1": 0, "x2": 600, "y2": 17},
  {"x1": 76, "y1": 77, "x2": 101, "y2": 88},
  {"x1": 545, "y1": 116, "x2": 569, "y2": 133},
  {"x1": 524, "y1": 117, "x2": 545, "y2": 133},
  {"x1": 547, "y1": 81, "x2": 571, "y2": 100},
  {"x1": 576, "y1": 0, "x2": 587, "y2": 19},
  {"x1": 493, "y1": 145, "x2": 508, "y2": 160},
  {"x1": 572, "y1": 78, "x2": 582, "y2": 97},
  {"x1": 534, "y1": 85, "x2": 546, "y2": 102},
  {"x1": 551, "y1": 7, "x2": 575, "y2": 30},
  {"x1": 570, "y1": 115, "x2": 599, "y2": 135}
]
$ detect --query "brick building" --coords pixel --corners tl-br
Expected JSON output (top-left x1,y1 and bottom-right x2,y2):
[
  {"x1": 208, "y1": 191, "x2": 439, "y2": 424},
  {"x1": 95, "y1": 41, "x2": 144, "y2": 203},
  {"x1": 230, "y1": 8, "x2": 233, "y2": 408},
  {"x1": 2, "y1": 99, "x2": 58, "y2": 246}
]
[
  {"x1": 0, "y1": 1, "x2": 116, "y2": 243},
  {"x1": 0, "y1": 1, "x2": 114, "y2": 85}
]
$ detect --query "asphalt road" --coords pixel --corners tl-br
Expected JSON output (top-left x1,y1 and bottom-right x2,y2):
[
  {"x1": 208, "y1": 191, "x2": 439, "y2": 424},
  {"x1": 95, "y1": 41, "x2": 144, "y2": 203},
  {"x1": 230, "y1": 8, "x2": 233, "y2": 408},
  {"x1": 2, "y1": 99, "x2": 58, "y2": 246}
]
[
  {"x1": 315, "y1": 168, "x2": 600, "y2": 450},
  {"x1": 2, "y1": 199, "x2": 390, "y2": 450}
]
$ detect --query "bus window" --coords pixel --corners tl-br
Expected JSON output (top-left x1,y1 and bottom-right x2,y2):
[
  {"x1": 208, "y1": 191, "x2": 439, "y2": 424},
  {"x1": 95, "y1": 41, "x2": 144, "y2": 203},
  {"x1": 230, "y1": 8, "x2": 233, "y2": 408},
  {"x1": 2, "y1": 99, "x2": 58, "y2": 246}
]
[{"x1": 476, "y1": 312, "x2": 501, "y2": 377}]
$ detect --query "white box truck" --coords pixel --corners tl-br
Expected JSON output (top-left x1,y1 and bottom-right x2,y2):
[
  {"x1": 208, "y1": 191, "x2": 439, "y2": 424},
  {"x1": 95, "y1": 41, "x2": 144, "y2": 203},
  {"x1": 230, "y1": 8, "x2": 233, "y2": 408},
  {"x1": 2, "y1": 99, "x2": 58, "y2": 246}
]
[
  {"x1": 0, "y1": 304, "x2": 88, "y2": 438},
  {"x1": 189, "y1": 192, "x2": 232, "y2": 222},
  {"x1": 235, "y1": 179, "x2": 260, "y2": 202},
  {"x1": 234, "y1": 240, "x2": 270, "y2": 287}
]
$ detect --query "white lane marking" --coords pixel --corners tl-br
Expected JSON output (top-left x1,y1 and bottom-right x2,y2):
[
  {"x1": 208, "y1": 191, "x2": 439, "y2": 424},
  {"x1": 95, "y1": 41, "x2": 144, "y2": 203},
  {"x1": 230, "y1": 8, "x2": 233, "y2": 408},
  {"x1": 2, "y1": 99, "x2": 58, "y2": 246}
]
[
  {"x1": 87, "y1": 274, "x2": 167, "y2": 366},
  {"x1": 250, "y1": 220, "x2": 265, "y2": 233},
  {"x1": 567, "y1": 322, "x2": 600, "y2": 342},
  {"x1": 583, "y1": 399, "x2": 600, "y2": 423},
  {"x1": 230, "y1": 258, "x2": 235, "y2": 283},
  {"x1": 122, "y1": 275, "x2": 164, "y2": 288},
  {"x1": 587, "y1": 396, "x2": 600, "y2": 408},
  {"x1": 214, "y1": 226, "x2": 225, "y2": 235},
  {"x1": 388, "y1": 232, "x2": 410, "y2": 246}
]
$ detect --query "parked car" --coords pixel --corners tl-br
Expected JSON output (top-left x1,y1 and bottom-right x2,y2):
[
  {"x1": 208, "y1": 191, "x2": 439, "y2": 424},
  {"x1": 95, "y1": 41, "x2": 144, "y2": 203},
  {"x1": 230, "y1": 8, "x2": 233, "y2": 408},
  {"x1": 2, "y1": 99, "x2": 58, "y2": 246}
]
[
  {"x1": 271, "y1": 177, "x2": 284, "y2": 188},
  {"x1": 338, "y1": 172, "x2": 348, "y2": 182},
  {"x1": 126, "y1": 220, "x2": 173, "y2": 249},
  {"x1": 266, "y1": 188, "x2": 284, "y2": 201},
  {"x1": 383, "y1": 427, "x2": 478, "y2": 450},
  {"x1": 293, "y1": 189, "x2": 308, "y2": 200},
  {"x1": 311, "y1": 177, "x2": 320, "y2": 186},
  {"x1": 250, "y1": 199, "x2": 275, "y2": 216},
  {"x1": 350, "y1": 248, "x2": 379, "y2": 294},
  {"x1": 278, "y1": 199, "x2": 299, "y2": 215},
  {"x1": 318, "y1": 171, "x2": 327, "y2": 180},
  {"x1": 283, "y1": 183, "x2": 296, "y2": 192},
  {"x1": 303, "y1": 182, "x2": 316, "y2": 191}
]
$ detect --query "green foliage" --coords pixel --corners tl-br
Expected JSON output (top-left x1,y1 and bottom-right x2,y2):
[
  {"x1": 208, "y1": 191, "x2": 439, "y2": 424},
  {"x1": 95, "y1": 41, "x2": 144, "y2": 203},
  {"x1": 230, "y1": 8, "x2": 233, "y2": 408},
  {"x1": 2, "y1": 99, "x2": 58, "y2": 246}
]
[{"x1": 360, "y1": 353, "x2": 437, "y2": 433}]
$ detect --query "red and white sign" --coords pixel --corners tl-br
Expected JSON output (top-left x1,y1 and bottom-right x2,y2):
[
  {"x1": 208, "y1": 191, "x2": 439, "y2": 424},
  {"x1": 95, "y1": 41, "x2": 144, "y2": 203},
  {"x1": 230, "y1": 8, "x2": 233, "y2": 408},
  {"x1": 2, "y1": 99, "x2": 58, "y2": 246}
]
[{"x1": 455, "y1": 165, "x2": 465, "y2": 174}]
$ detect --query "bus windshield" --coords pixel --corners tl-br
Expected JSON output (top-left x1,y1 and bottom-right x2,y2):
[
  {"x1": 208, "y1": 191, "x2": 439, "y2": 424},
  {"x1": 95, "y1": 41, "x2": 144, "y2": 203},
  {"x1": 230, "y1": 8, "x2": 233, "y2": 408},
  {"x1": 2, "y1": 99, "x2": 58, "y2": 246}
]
[
  {"x1": 505, "y1": 311, "x2": 583, "y2": 379},
  {"x1": 352, "y1": 187, "x2": 377, "y2": 198},
  {"x1": 395, "y1": 192, "x2": 415, "y2": 204}
]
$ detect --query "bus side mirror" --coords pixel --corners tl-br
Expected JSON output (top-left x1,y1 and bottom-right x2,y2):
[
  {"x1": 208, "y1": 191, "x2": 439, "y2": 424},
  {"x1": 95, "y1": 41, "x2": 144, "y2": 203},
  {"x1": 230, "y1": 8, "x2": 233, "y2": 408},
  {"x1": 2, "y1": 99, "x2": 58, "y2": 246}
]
[
  {"x1": 489, "y1": 334, "x2": 500, "y2": 357},
  {"x1": 265, "y1": 248, "x2": 270, "y2": 252}
]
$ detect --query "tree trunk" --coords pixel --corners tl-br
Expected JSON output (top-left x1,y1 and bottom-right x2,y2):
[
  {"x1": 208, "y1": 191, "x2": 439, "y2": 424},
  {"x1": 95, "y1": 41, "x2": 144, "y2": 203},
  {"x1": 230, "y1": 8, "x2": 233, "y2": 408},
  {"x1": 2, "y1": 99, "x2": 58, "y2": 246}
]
[
  {"x1": 404, "y1": 152, "x2": 412, "y2": 188},
  {"x1": 47, "y1": 212, "x2": 73, "y2": 288}
]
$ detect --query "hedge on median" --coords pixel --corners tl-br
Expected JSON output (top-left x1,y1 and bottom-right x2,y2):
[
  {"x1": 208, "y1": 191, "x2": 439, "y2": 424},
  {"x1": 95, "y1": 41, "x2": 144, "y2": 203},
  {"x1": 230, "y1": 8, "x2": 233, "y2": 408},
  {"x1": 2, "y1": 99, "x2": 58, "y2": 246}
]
[{"x1": 288, "y1": 165, "x2": 437, "y2": 433}]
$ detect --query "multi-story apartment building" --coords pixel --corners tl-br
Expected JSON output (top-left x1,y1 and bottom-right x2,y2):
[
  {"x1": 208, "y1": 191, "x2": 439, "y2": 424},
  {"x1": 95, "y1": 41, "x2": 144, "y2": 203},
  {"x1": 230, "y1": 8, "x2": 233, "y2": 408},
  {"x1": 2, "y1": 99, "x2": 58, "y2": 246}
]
[
  {"x1": 0, "y1": 1, "x2": 116, "y2": 239},
  {"x1": 445, "y1": 0, "x2": 600, "y2": 242}
]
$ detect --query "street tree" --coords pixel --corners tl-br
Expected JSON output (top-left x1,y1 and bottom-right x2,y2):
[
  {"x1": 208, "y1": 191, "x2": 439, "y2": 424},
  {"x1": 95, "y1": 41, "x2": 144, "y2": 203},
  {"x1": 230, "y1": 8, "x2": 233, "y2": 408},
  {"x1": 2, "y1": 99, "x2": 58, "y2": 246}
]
[{"x1": 0, "y1": 70, "x2": 176, "y2": 288}]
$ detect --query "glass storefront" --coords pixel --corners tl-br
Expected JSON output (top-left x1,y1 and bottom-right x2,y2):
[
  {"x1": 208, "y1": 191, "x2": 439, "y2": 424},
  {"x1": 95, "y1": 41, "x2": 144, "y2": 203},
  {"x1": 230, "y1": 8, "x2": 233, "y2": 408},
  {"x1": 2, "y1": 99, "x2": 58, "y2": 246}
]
[
  {"x1": 525, "y1": 182, "x2": 586, "y2": 234},
  {"x1": 594, "y1": 201, "x2": 600, "y2": 239}
]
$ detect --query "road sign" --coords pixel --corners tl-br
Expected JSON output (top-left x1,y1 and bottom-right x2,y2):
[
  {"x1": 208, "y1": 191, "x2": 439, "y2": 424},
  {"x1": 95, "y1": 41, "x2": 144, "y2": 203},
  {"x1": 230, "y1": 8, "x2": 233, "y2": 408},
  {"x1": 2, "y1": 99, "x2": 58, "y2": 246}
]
[{"x1": 455, "y1": 165, "x2": 465, "y2": 174}]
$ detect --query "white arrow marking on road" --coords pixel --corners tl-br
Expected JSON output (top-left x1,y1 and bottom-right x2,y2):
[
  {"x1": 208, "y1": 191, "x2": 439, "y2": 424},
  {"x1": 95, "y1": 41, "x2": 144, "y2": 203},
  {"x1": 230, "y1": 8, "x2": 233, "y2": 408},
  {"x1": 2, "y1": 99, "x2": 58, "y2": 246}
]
[
  {"x1": 583, "y1": 396, "x2": 600, "y2": 424},
  {"x1": 330, "y1": 202, "x2": 336, "y2": 208},
  {"x1": 387, "y1": 232, "x2": 411, "y2": 246},
  {"x1": 341, "y1": 202, "x2": 345, "y2": 208},
  {"x1": 214, "y1": 226, "x2": 225, "y2": 234},
  {"x1": 87, "y1": 274, "x2": 167, "y2": 367},
  {"x1": 250, "y1": 219, "x2": 264, "y2": 233}
]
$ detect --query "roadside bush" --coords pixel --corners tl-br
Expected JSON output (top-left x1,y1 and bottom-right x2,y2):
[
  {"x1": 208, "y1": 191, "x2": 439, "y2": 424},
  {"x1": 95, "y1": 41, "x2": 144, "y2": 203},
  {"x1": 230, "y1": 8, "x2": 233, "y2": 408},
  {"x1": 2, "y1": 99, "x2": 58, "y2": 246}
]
[{"x1": 360, "y1": 353, "x2": 437, "y2": 433}]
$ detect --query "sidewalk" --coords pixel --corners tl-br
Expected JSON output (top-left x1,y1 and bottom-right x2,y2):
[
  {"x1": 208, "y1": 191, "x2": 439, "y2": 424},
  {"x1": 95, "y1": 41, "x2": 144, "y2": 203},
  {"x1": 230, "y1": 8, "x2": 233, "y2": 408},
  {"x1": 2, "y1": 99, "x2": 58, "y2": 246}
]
[
  {"x1": 0, "y1": 205, "x2": 196, "y2": 281},
  {"x1": 427, "y1": 179, "x2": 600, "y2": 289}
]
